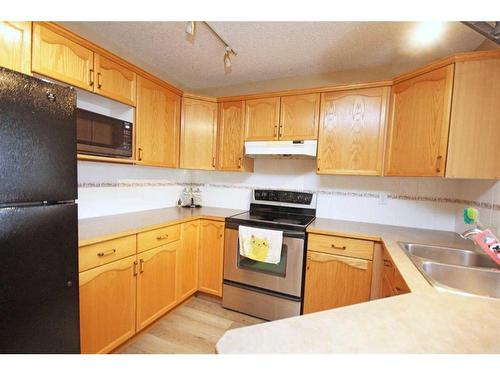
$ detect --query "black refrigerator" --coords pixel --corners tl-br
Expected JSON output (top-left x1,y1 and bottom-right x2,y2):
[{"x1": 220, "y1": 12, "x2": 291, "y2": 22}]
[{"x1": 0, "y1": 67, "x2": 80, "y2": 353}]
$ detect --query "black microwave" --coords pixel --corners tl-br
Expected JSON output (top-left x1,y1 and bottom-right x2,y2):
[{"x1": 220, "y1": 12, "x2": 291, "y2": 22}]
[{"x1": 76, "y1": 108, "x2": 133, "y2": 158}]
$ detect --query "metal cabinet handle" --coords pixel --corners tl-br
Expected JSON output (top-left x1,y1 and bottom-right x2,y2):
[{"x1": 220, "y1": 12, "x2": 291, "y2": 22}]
[
  {"x1": 138, "y1": 147, "x2": 143, "y2": 161},
  {"x1": 279, "y1": 125, "x2": 283, "y2": 137},
  {"x1": 89, "y1": 69, "x2": 94, "y2": 86},
  {"x1": 274, "y1": 125, "x2": 278, "y2": 137},
  {"x1": 139, "y1": 259, "x2": 145, "y2": 274},
  {"x1": 212, "y1": 156, "x2": 216, "y2": 168},
  {"x1": 237, "y1": 157, "x2": 242, "y2": 169},
  {"x1": 97, "y1": 248, "x2": 116, "y2": 257},
  {"x1": 156, "y1": 234, "x2": 169, "y2": 240},
  {"x1": 97, "y1": 72, "x2": 102, "y2": 89},
  {"x1": 133, "y1": 261, "x2": 138, "y2": 276},
  {"x1": 330, "y1": 244, "x2": 347, "y2": 250},
  {"x1": 383, "y1": 259, "x2": 393, "y2": 267}
]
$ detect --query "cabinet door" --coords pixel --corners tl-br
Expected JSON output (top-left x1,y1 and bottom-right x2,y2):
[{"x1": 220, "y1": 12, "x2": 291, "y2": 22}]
[
  {"x1": 94, "y1": 53, "x2": 136, "y2": 106},
  {"x1": 217, "y1": 101, "x2": 253, "y2": 172},
  {"x1": 303, "y1": 251, "x2": 372, "y2": 314},
  {"x1": 79, "y1": 255, "x2": 137, "y2": 354},
  {"x1": 385, "y1": 65, "x2": 454, "y2": 176},
  {"x1": 198, "y1": 220, "x2": 225, "y2": 297},
  {"x1": 244, "y1": 97, "x2": 280, "y2": 140},
  {"x1": 136, "y1": 241, "x2": 178, "y2": 331},
  {"x1": 180, "y1": 98, "x2": 218, "y2": 170},
  {"x1": 32, "y1": 23, "x2": 94, "y2": 90},
  {"x1": 136, "y1": 76, "x2": 180, "y2": 167},
  {"x1": 280, "y1": 93, "x2": 320, "y2": 140},
  {"x1": 177, "y1": 220, "x2": 199, "y2": 302},
  {"x1": 0, "y1": 21, "x2": 31, "y2": 74},
  {"x1": 317, "y1": 87, "x2": 389, "y2": 175},
  {"x1": 446, "y1": 58, "x2": 500, "y2": 179}
]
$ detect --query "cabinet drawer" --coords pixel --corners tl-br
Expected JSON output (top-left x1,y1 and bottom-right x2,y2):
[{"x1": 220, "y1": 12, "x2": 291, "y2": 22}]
[
  {"x1": 307, "y1": 234, "x2": 374, "y2": 260},
  {"x1": 79, "y1": 235, "x2": 136, "y2": 272},
  {"x1": 137, "y1": 224, "x2": 181, "y2": 252}
]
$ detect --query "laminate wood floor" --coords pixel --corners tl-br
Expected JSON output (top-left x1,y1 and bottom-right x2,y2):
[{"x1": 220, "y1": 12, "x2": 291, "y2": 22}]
[{"x1": 116, "y1": 295, "x2": 265, "y2": 354}]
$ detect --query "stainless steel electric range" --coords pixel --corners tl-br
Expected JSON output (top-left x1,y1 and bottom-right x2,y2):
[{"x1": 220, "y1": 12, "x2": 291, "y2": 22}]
[{"x1": 222, "y1": 189, "x2": 316, "y2": 321}]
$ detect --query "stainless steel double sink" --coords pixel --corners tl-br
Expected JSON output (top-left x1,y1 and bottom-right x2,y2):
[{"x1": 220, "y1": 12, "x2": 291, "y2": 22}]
[{"x1": 399, "y1": 242, "x2": 500, "y2": 299}]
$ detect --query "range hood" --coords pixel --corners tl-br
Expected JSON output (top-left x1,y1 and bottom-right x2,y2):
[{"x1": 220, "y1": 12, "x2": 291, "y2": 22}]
[{"x1": 244, "y1": 140, "x2": 317, "y2": 158}]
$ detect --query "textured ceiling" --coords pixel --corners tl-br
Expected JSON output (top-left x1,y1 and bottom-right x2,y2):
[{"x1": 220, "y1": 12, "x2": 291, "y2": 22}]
[{"x1": 61, "y1": 22, "x2": 484, "y2": 95}]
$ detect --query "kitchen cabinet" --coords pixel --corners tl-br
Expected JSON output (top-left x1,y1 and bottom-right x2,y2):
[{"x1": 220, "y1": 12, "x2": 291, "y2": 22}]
[
  {"x1": 317, "y1": 87, "x2": 389, "y2": 175},
  {"x1": 177, "y1": 220, "x2": 200, "y2": 302},
  {"x1": 79, "y1": 235, "x2": 136, "y2": 272},
  {"x1": 280, "y1": 93, "x2": 320, "y2": 140},
  {"x1": 136, "y1": 241, "x2": 178, "y2": 331},
  {"x1": 245, "y1": 94, "x2": 320, "y2": 141},
  {"x1": 94, "y1": 53, "x2": 136, "y2": 106},
  {"x1": 180, "y1": 97, "x2": 218, "y2": 170},
  {"x1": 380, "y1": 248, "x2": 410, "y2": 298},
  {"x1": 217, "y1": 101, "x2": 254, "y2": 172},
  {"x1": 136, "y1": 76, "x2": 181, "y2": 167},
  {"x1": 198, "y1": 220, "x2": 225, "y2": 297},
  {"x1": 79, "y1": 255, "x2": 137, "y2": 354},
  {"x1": 384, "y1": 65, "x2": 454, "y2": 176},
  {"x1": 32, "y1": 23, "x2": 94, "y2": 91},
  {"x1": 303, "y1": 251, "x2": 372, "y2": 314},
  {"x1": 0, "y1": 21, "x2": 31, "y2": 75},
  {"x1": 245, "y1": 97, "x2": 281, "y2": 140},
  {"x1": 445, "y1": 58, "x2": 500, "y2": 179}
]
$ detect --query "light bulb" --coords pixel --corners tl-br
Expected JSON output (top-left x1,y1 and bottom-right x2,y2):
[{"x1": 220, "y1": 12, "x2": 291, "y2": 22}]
[
  {"x1": 185, "y1": 21, "x2": 195, "y2": 36},
  {"x1": 224, "y1": 52, "x2": 231, "y2": 68},
  {"x1": 412, "y1": 22, "x2": 444, "y2": 46}
]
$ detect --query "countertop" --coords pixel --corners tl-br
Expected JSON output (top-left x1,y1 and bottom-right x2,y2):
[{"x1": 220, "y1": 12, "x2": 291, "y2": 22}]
[
  {"x1": 78, "y1": 206, "x2": 245, "y2": 246},
  {"x1": 216, "y1": 217, "x2": 500, "y2": 354}
]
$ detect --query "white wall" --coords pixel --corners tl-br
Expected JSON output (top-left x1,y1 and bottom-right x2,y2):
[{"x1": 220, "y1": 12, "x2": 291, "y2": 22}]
[{"x1": 77, "y1": 159, "x2": 500, "y2": 234}]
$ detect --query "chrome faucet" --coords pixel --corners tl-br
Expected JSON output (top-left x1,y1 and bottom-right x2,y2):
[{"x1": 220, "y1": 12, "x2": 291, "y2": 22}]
[{"x1": 460, "y1": 228, "x2": 484, "y2": 240}]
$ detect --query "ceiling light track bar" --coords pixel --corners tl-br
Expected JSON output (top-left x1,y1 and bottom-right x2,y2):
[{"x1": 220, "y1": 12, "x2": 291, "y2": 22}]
[
  {"x1": 462, "y1": 21, "x2": 500, "y2": 45},
  {"x1": 203, "y1": 21, "x2": 237, "y2": 55}
]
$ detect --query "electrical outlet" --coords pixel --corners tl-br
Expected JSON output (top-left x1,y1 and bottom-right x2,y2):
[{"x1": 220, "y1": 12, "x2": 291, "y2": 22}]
[{"x1": 378, "y1": 192, "x2": 388, "y2": 205}]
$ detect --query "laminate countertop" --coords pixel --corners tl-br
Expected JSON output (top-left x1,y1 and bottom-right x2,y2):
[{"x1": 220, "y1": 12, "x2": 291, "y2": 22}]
[
  {"x1": 216, "y1": 218, "x2": 500, "y2": 354},
  {"x1": 78, "y1": 206, "x2": 245, "y2": 246}
]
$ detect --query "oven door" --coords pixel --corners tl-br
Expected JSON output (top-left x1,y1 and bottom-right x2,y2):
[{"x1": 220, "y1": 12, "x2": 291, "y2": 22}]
[
  {"x1": 76, "y1": 108, "x2": 132, "y2": 158},
  {"x1": 223, "y1": 226, "x2": 305, "y2": 298}
]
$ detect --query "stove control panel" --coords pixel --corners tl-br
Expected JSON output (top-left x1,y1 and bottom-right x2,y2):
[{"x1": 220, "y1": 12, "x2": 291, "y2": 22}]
[{"x1": 254, "y1": 190, "x2": 313, "y2": 205}]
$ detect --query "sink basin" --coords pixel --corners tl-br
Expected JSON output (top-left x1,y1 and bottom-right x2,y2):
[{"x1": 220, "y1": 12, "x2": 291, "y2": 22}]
[
  {"x1": 420, "y1": 261, "x2": 500, "y2": 299},
  {"x1": 401, "y1": 243, "x2": 498, "y2": 269}
]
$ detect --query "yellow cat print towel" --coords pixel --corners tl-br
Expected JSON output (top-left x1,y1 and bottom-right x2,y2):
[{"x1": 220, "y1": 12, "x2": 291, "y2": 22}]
[{"x1": 238, "y1": 225, "x2": 283, "y2": 264}]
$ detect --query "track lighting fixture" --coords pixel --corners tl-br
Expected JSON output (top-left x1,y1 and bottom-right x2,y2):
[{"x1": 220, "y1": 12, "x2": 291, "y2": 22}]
[
  {"x1": 185, "y1": 21, "x2": 195, "y2": 36},
  {"x1": 184, "y1": 21, "x2": 237, "y2": 70}
]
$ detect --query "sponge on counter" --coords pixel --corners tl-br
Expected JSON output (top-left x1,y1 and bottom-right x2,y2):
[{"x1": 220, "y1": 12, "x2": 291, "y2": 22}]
[{"x1": 463, "y1": 207, "x2": 479, "y2": 225}]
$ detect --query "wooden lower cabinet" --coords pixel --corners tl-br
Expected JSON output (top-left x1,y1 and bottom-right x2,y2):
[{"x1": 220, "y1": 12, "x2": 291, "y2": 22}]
[
  {"x1": 303, "y1": 251, "x2": 372, "y2": 314},
  {"x1": 136, "y1": 241, "x2": 178, "y2": 331},
  {"x1": 380, "y1": 248, "x2": 410, "y2": 298},
  {"x1": 79, "y1": 255, "x2": 137, "y2": 354},
  {"x1": 177, "y1": 220, "x2": 200, "y2": 302},
  {"x1": 198, "y1": 220, "x2": 225, "y2": 296}
]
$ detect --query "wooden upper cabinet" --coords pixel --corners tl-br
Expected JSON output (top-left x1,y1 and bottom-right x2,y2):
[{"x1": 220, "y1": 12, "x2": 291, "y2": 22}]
[
  {"x1": 32, "y1": 23, "x2": 94, "y2": 90},
  {"x1": 177, "y1": 221, "x2": 199, "y2": 302},
  {"x1": 198, "y1": 220, "x2": 225, "y2": 297},
  {"x1": 317, "y1": 87, "x2": 389, "y2": 175},
  {"x1": 446, "y1": 58, "x2": 500, "y2": 179},
  {"x1": 384, "y1": 65, "x2": 454, "y2": 176},
  {"x1": 245, "y1": 97, "x2": 281, "y2": 140},
  {"x1": 136, "y1": 76, "x2": 180, "y2": 167},
  {"x1": 79, "y1": 255, "x2": 137, "y2": 354},
  {"x1": 0, "y1": 21, "x2": 31, "y2": 75},
  {"x1": 303, "y1": 251, "x2": 372, "y2": 314},
  {"x1": 280, "y1": 93, "x2": 320, "y2": 140},
  {"x1": 217, "y1": 101, "x2": 253, "y2": 172},
  {"x1": 180, "y1": 97, "x2": 218, "y2": 170},
  {"x1": 136, "y1": 241, "x2": 178, "y2": 332},
  {"x1": 94, "y1": 53, "x2": 136, "y2": 106}
]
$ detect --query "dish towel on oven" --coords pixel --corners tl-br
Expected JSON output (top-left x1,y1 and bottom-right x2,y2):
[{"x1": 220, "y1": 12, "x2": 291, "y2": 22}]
[{"x1": 238, "y1": 225, "x2": 283, "y2": 264}]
